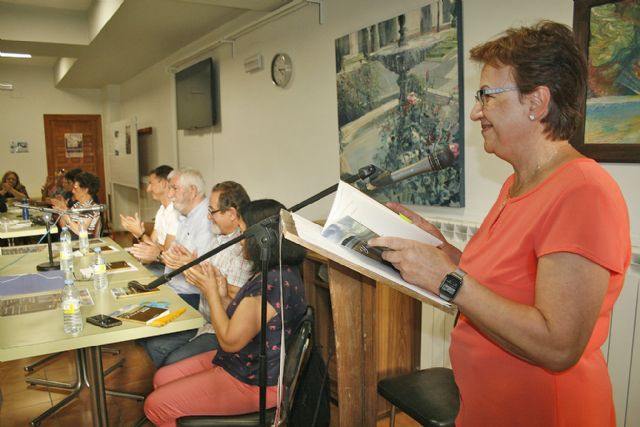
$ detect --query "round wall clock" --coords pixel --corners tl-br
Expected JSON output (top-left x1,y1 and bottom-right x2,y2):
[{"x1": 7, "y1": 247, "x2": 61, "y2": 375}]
[{"x1": 271, "y1": 53, "x2": 293, "y2": 88}]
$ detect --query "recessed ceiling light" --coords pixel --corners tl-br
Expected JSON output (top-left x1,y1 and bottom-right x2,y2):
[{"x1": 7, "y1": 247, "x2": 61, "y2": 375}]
[{"x1": 0, "y1": 51, "x2": 32, "y2": 58}]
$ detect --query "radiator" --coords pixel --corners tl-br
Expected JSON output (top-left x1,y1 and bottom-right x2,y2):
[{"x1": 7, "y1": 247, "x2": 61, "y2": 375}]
[{"x1": 419, "y1": 218, "x2": 640, "y2": 427}]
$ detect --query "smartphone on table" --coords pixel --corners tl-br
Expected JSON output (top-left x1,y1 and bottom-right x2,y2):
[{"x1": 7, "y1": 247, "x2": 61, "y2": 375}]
[{"x1": 86, "y1": 314, "x2": 122, "y2": 328}]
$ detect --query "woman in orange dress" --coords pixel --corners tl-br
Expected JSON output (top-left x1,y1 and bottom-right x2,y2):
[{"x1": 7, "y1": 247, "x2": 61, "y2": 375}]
[{"x1": 370, "y1": 21, "x2": 631, "y2": 426}]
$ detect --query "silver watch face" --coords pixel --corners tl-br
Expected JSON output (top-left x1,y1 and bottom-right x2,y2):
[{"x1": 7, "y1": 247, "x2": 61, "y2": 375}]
[{"x1": 271, "y1": 53, "x2": 292, "y2": 87}]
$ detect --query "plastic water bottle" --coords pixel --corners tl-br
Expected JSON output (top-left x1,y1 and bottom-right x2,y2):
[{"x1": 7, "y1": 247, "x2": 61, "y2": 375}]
[
  {"x1": 21, "y1": 198, "x2": 30, "y2": 220},
  {"x1": 78, "y1": 222, "x2": 90, "y2": 255},
  {"x1": 59, "y1": 226, "x2": 74, "y2": 276},
  {"x1": 93, "y1": 247, "x2": 108, "y2": 290},
  {"x1": 62, "y1": 279, "x2": 83, "y2": 336}
]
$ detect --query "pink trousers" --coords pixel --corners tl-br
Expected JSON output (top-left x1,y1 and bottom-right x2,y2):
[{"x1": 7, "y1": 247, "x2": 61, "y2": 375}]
[{"x1": 144, "y1": 350, "x2": 278, "y2": 427}]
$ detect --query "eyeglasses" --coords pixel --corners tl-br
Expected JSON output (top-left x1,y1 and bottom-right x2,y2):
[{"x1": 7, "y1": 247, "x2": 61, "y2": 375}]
[
  {"x1": 208, "y1": 206, "x2": 223, "y2": 216},
  {"x1": 475, "y1": 87, "x2": 519, "y2": 106}
]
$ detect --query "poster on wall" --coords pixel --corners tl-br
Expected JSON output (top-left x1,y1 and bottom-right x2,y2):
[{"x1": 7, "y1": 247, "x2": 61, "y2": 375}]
[
  {"x1": 10, "y1": 141, "x2": 29, "y2": 153},
  {"x1": 335, "y1": 0, "x2": 464, "y2": 207},
  {"x1": 64, "y1": 133, "x2": 84, "y2": 158}
]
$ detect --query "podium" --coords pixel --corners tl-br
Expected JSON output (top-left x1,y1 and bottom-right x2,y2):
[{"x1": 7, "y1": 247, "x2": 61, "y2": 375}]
[{"x1": 283, "y1": 211, "x2": 454, "y2": 425}]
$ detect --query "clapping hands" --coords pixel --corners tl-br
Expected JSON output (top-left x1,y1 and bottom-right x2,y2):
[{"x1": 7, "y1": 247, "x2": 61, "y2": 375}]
[{"x1": 184, "y1": 262, "x2": 228, "y2": 299}]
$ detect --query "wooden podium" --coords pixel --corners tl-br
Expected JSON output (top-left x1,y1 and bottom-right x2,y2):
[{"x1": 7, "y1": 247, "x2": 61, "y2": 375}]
[{"x1": 283, "y1": 211, "x2": 453, "y2": 426}]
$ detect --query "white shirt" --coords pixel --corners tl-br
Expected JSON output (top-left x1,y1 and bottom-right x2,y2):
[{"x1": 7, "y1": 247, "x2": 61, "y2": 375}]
[
  {"x1": 166, "y1": 198, "x2": 213, "y2": 295},
  {"x1": 154, "y1": 202, "x2": 179, "y2": 245}
]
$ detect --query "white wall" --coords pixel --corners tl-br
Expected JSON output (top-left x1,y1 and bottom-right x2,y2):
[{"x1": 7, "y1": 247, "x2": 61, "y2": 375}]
[
  {"x1": 0, "y1": 64, "x2": 102, "y2": 195},
  {"x1": 115, "y1": 0, "x2": 639, "y2": 246}
]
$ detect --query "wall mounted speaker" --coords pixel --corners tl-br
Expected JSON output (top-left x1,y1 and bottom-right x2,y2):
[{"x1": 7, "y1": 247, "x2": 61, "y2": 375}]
[{"x1": 244, "y1": 54, "x2": 263, "y2": 73}]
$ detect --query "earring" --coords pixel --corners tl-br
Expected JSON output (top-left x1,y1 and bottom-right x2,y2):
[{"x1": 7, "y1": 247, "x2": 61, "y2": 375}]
[{"x1": 528, "y1": 114, "x2": 535, "y2": 121}]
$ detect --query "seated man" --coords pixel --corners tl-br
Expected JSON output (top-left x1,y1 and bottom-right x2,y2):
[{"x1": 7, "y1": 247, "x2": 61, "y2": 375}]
[
  {"x1": 141, "y1": 181, "x2": 253, "y2": 367},
  {"x1": 121, "y1": 165, "x2": 179, "y2": 276},
  {"x1": 158, "y1": 168, "x2": 212, "y2": 310}
]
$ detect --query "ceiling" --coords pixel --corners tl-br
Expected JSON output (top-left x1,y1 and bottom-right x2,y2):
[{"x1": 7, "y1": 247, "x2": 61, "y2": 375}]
[{"x1": 0, "y1": 0, "x2": 291, "y2": 88}]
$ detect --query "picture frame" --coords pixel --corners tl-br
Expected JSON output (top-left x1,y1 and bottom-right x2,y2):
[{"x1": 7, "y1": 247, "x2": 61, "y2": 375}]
[{"x1": 571, "y1": 0, "x2": 640, "y2": 163}]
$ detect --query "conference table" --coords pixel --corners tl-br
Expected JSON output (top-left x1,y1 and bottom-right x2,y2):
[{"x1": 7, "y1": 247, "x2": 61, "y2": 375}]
[
  {"x1": 0, "y1": 207, "x2": 58, "y2": 246},
  {"x1": 0, "y1": 238, "x2": 203, "y2": 426}
]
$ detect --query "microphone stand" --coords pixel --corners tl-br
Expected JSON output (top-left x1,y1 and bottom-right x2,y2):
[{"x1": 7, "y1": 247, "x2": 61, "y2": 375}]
[
  {"x1": 13, "y1": 203, "x2": 62, "y2": 272},
  {"x1": 127, "y1": 164, "x2": 380, "y2": 427},
  {"x1": 37, "y1": 212, "x2": 60, "y2": 271}
]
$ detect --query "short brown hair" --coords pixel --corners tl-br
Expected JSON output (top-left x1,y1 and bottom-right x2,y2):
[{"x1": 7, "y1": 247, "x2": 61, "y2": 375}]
[
  {"x1": 212, "y1": 181, "x2": 250, "y2": 213},
  {"x1": 469, "y1": 21, "x2": 586, "y2": 141}
]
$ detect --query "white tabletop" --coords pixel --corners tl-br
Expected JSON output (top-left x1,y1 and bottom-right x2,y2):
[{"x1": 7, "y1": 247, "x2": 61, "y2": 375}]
[
  {"x1": 0, "y1": 238, "x2": 203, "y2": 362},
  {"x1": 0, "y1": 209, "x2": 59, "y2": 240}
]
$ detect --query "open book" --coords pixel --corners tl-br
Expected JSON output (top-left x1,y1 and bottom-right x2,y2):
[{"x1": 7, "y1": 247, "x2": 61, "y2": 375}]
[{"x1": 281, "y1": 181, "x2": 451, "y2": 309}]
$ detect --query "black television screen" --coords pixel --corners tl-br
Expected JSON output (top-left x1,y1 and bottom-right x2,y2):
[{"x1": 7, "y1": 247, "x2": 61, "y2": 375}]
[{"x1": 175, "y1": 58, "x2": 216, "y2": 130}]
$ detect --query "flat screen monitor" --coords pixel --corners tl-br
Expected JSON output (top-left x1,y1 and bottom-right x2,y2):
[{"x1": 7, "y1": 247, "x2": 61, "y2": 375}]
[{"x1": 175, "y1": 58, "x2": 216, "y2": 130}]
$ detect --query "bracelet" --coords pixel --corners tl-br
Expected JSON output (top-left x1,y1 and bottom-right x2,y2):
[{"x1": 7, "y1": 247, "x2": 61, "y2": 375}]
[{"x1": 136, "y1": 232, "x2": 145, "y2": 241}]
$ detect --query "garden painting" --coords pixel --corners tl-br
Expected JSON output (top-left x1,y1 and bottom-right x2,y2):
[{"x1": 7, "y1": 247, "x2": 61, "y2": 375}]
[
  {"x1": 336, "y1": 0, "x2": 464, "y2": 207},
  {"x1": 583, "y1": 0, "x2": 640, "y2": 146}
]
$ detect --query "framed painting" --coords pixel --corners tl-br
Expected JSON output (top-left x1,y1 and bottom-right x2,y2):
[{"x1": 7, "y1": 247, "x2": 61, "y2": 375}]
[
  {"x1": 571, "y1": 0, "x2": 640, "y2": 162},
  {"x1": 335, "y1": 0, "x2": 464, "y2": 207}
]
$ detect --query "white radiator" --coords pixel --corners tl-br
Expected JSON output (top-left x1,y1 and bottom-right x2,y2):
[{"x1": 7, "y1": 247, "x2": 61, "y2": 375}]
[{"x1": 419, "y1": 218, "x2": 640, "y2": 427}]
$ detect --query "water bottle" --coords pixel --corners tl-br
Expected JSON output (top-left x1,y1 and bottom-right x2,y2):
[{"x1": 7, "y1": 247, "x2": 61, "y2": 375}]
[
  {"x1": 61, "y1": 279, "x2": 83, "y2": 336},
  {"x1": 59, "y1": 226, "x2": 74, "y2": 276},
  {"x1": 93, "y1": 247, "x2": 108, "y2": 290},
  {"x1": 78, "y1": 222, "x2": 90, "y2": 255},
  {"x1": 21, "y1": 198, "x2": 30, "y2": 220}
]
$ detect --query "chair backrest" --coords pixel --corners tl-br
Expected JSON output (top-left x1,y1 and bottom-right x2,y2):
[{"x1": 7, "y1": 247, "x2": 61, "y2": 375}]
[{"x1": 278, "y1": 306, "x2": 314, "y2": 425}]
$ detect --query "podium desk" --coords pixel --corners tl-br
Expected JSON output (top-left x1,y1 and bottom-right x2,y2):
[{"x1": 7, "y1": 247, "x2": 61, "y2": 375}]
[
  {"x1": 303, "y1": 253, "x2": 424, "y2": 426},
  {"x1": 0, "y1": 238, "x2": 203, "y2": 426}
]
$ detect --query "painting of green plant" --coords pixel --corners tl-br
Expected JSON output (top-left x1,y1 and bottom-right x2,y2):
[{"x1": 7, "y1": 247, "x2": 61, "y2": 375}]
[
  {"x1": 335, "y1": 0, "x2": 464, "y2": 207},
  {"x1": 585, "y1": 0, "x2": 640, "y2": 145}
]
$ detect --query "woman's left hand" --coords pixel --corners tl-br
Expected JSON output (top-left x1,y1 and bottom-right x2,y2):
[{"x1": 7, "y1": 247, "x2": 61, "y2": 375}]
[
  {"x1": 368, "y1": 236, "x2": 456, "y2": 293},
  {"x1": 184, "y1": 262, "x2": 228, "y2": 299}
]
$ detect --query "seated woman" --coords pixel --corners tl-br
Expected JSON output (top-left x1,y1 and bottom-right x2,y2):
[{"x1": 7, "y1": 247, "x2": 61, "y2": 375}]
[
  {"x1": 1, "y1": 170, "x2": 29, "y2": 200},
  {"x1": 144, "y1": 199, "x2": 307, "y2": 425},
  {"x1": 41, "y1": 168, "x2": 66, "y2": 200},
  {"x1": 51, "y1": 172, "x2": 101, "y2": 237}
]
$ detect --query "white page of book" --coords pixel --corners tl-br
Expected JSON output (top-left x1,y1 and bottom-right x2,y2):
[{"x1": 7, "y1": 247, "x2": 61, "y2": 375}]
[
  {"x1": 325, "y1": 181, "x2": 442, "y2": 246},
  {"x1": 290, "y1": 212, "x2": 450, "y2": 308}
]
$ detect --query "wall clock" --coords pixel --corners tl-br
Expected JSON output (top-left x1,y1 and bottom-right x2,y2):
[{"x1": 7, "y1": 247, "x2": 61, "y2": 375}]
[{"x1": 271, "y1": 53, "x2": 292, "y2": 88}]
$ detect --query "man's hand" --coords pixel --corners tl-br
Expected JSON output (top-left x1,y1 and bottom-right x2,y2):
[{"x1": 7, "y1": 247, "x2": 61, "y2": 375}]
[
  {"x1": 184, "y1": 262, "x2": 228, "y2": 299},
  {"x1": 129, "y1": 241, "x2": 162, "y2": 264},
  {"x1": 162, "y1": 244, "x2": 196, "y2": 269},
  {"x1": 120, "y1": 212, "x2": 144, "y2": 238}
]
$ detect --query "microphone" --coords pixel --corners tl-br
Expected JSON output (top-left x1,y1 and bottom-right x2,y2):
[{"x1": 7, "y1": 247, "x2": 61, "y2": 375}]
[
  {"x1": 367, "y1": 149, "x2": 455, "y2": 190},
  {"x1": 70, "y1": 204, "x2": 106, "y2": 213}
]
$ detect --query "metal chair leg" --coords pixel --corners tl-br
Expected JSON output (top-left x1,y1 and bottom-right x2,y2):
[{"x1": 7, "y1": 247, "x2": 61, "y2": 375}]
[
  {"x1": 23, "y1": 352, "x2": 62, "y2": 372},
  {"x1": 30, "y1": 350, "x2": 83, "y2": 426},
  {"x1": 389, "y1": 405, "x2": 396, "y2": 427}
]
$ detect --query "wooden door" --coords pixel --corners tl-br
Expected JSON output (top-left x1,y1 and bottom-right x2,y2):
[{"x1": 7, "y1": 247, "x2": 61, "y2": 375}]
[{"x1": 43, "y1": 114, "x2": 106, "y2": 204}]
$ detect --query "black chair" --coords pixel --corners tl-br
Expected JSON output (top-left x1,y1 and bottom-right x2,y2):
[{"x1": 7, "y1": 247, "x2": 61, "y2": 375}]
[
  {"x1": 377, "y1": 367, "x2": 460, "y2": 427},
  {"x1": 177, "y1": 306, "x2": 315, "y2": 427}
]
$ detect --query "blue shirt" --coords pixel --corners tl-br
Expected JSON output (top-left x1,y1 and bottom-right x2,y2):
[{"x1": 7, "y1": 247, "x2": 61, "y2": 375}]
[{"x1": 165, "y1": 198, "x2": 213, "y2": 295}]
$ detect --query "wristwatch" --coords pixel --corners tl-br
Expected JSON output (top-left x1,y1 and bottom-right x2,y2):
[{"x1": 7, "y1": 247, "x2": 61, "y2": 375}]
[{"x1": 439, "y1": 268, "x2": 466, "y2": 302}]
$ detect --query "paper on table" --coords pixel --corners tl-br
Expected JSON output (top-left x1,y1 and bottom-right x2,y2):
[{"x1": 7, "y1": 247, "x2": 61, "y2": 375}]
[{"x1": 0, "y1": 270, "x2": 65, "y2": 297}]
